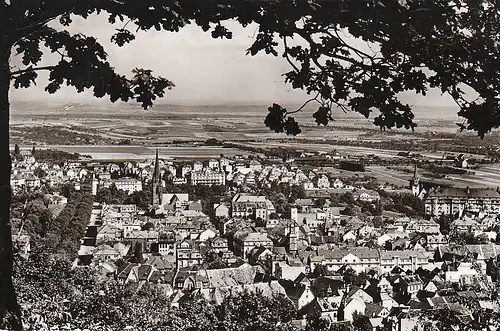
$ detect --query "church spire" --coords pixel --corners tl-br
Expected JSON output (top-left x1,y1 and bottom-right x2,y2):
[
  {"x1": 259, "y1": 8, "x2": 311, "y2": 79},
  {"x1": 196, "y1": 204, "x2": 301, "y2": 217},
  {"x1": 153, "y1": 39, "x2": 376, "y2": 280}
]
[
  {"x1": 154, "y1": 149, "x2": 160, "y2": 177},
  {"x1": 410, "y1": 160, "x2": 421, "y2": 197},
  {"x1": 152, "y1": 149, "x2": 162, "y2": 208}
]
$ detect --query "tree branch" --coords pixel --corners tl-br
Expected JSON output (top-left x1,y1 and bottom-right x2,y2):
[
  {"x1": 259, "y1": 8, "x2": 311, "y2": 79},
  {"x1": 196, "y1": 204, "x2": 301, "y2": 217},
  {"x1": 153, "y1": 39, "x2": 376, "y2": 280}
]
[
  {"x1": 282, "y1": 36, "x2": 300, "y2": 73},
  {"x1": 10, "y1": 65, "x2": 56, "y2": 76},
  {"x1": 286, "y1": 92, "x2": 320, "y2": 115}
]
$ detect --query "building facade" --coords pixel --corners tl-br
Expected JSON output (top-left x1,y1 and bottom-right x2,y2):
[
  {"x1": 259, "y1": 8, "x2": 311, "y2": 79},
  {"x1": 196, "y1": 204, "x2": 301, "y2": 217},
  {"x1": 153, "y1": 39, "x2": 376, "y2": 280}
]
[{"x1": 424, "y1": 187, "x2": 500, "y2": 216}]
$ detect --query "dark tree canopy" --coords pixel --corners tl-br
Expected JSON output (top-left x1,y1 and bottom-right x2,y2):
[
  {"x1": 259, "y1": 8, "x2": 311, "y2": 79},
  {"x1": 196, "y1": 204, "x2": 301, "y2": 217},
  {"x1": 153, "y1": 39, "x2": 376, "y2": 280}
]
[
  {"x1": 1, "y1": 0, "x2": 499, "y2": 329},
  {"x1": 0, "y1": 0, "x2": 499, "y2": 136}
]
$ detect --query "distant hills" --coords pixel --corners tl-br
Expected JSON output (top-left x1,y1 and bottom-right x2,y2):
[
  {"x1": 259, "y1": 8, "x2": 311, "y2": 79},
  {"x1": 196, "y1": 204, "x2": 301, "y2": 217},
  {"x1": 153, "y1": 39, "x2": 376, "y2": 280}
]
[{"x1": 10, "y1": 100, "x2": 460, "y2": 122}]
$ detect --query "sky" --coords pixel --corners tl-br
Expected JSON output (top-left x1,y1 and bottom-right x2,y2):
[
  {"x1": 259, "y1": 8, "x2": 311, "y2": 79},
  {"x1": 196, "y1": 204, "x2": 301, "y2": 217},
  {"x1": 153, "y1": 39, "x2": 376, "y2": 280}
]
[{"x1": 9, "y1": 14, "x2": 459, "y2": 108}]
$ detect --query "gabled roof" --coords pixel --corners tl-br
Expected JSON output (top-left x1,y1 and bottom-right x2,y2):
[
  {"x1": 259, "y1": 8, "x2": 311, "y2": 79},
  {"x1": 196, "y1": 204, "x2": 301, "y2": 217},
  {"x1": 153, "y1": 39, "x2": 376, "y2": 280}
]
[
  {"x1": 197, "y1": 265, "x2": 264, "y2": 287},
  {"x1": 137, "y1": 265, "x2": 154, "y2": 281},
  {"x1": 117, "y1": 263, "x2": 139, "y2": 279},
  {"x1": 145, "y1": 255, "x2": 174, "y2": 271},
  {"x1": 364, "y1": 303, "x2": 385, "y2": 318},
  {"x1": 294, "y1": 272, "x2": 311, "y2": 285},
  {"x1": 281, "y1": 281, "x2": 309, "y2": 301}
]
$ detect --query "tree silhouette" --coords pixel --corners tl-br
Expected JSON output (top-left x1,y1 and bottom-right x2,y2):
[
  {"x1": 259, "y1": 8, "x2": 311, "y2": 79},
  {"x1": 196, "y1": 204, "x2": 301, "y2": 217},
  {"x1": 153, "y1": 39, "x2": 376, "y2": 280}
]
[{"x1": 1, "y1": 0, "x2": 500, "y2": 328}]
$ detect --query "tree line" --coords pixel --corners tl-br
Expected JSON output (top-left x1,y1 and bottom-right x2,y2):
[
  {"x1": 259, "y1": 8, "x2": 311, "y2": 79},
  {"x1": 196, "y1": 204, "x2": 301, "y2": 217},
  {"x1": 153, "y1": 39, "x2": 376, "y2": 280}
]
[{"x1": 41, "y1": 186, "x2": 94, "y2": 258}]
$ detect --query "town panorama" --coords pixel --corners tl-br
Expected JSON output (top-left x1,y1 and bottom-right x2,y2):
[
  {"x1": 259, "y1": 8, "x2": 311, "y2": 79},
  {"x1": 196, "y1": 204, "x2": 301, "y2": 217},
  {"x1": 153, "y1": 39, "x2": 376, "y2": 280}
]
[{"x1": 9, "y1": 100, "x2": 500, "y2": 331}]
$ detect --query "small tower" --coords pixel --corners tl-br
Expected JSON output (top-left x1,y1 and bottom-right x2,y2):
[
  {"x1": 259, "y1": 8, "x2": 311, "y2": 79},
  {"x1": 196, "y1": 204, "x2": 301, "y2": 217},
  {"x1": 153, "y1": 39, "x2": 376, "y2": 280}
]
[
  {"x1": 410, "y1": 161, "x2": 421, "y2": 197},
  {"x1": 288, "y1": 221, "x2": 299, "y2": 253},
  {"x1": 151, "y1": 149, "x2": 162, "y2": 208}
]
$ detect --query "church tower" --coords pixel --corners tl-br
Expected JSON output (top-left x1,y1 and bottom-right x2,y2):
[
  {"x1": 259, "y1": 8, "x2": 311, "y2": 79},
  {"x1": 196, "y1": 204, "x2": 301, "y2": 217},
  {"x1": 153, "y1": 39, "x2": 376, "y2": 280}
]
[
  {"x1": 288, "y1": 221, "x2": 299, "y2": 254},
  {"x1": 152, "y1": 149, "x2": 162, "y2": 208},
  {"x1": 410, "y1": 161, "x2": 421, "y2": 197}
]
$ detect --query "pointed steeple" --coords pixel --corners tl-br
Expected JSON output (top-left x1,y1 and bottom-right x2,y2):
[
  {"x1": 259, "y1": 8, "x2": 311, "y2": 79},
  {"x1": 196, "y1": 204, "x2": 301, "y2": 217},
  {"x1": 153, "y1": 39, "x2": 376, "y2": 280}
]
[
  {"x1": 154, "y1": 149, "x2": 160, "y2": 178},
  {"x1": 152, "y1": 149, "x2": 162, "y2": 207},
  {"x1": 410, "y1": 160, "x2": 421, "y2": 197}
]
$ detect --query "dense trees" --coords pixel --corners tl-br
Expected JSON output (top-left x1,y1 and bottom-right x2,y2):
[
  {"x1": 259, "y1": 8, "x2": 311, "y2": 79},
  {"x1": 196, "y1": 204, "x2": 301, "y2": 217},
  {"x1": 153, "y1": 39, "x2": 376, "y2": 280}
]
[
  {"x1": 2, "y1": 0, "x2": 500, "y2": 327},
  {"x1": 43, "y1": 190, "x2": 94, "y2": 258},
  {"x1": 31, "y1": 149, "x2": 80, "y2": 163},
  {"x1": 379, "y1": 191, "x2": 424, "y2": 217},
  {"x1": 96, "y1": 183, "x2": 130, "y2": 205},
  {"x1": 14, "y1": 249, "x2": 299, "y2": 330}
]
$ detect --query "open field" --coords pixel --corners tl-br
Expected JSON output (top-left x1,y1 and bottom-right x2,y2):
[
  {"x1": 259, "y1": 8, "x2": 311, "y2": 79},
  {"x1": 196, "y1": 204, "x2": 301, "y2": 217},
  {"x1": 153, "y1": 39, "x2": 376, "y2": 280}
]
[
  {"x1": 16, "y1": 145, "x2": 254, "y2": 160},
  {"x1": 10, "y1": 101, "x2": 464, "y2": 145},
  {"x1": 367, "y1": 165, "x2": 500, "y2": 189}
]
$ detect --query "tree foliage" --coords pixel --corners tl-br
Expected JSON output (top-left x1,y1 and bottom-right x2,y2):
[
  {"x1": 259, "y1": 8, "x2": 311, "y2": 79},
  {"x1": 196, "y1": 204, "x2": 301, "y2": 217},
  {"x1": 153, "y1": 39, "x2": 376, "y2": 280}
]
[
  {"x1": 1, "y1": 0, "x2": 499, "y2": 136},
  {"x1": 15, "y1": 250, "x2": 299, "y2": 330}
]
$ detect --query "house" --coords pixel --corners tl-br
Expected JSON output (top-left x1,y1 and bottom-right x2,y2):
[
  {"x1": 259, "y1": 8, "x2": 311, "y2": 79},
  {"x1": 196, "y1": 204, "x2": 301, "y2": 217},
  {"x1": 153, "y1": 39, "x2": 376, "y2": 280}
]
[
  {"x1": 332, "y1": 178, "x2": 344, "y2": 189},
  {"x1": 377, "y1": 234, "x2": 393, "y2": 247},
  {"x1": 93, "y1": 244, "x2": 121, "y2": 262},
  {"x1": 426, "y1": 234, "x2": 448, "y2": 250},
  {"x1": 161, "y1": 193, "x2": 190, "y2": 211},
  {"x1": 301, "y1": 297, "x2": 341, "y2": 323},
  {"x1": 233, "y1": 232, "x2": 273, "y2": 259},
  {"x1": 208, "y1": 159, "x2": 219, "y2": 169},
  {"x1": 314, "y1": 175, "x2": 330, "y2": 189},
  {"x1": 281, "y1": 282, "x2": 315, "y2": 310},
  {"x1": 406, "y1": 218, "x2": 440, "y2": 234},
  {"x1": 303, "y1": 180, "x2": 314, "y2": 191},
  {"x1": 249, "y1": 160, "x2": 262, "y2": 172},
  {"x1": 364, "y1": 303, "x2": 390, "y2": 319},
  {"x1": 213, "y1": 203, "x2": 230, "y2": 218},
  {"x1": 343, "y1": 231, "x2": 357, "y2": 243},
  {"x1": 274, "y1": 261, "x2": 307, "y2": 281},
  {"x1": 193, "y1": 161, "x2": 203, "y2": 171},
  {"x1": 176, "y1": 246, "x2": 203, "y2": 268},
  {"x1": 352, "y1": 189, "x2": 380, "y2": 203},
  {"x1": 96, "y1": 224, "x2": 122, "y2": 243},
  {"x1": 231, "y1": 193, "x2": 275, "y2": 219},
  {"x1": 208, "y1": 237, "x2": 228, "y2": 254},
  {"x1": 380, "y1": 291, "x2": 398, "y2": 309},
  {"x1": 396, "y1": 275, "x2": 423, "y2": 297},
  {"x1": 248, "y1": 246, "x2": 273, "y2": 264},
  {"x1": 378, "y1": 277, "x2": 393, "y2": 294},
  {"x1": 157, "y1": 232, "x2": 176, "y2": 256},
  {"x1": 189, "y1": 168, "x2": 226, "y2": 186},
  {"x1": 344, "y1": 296, "x2": 367, "y2": 322}
]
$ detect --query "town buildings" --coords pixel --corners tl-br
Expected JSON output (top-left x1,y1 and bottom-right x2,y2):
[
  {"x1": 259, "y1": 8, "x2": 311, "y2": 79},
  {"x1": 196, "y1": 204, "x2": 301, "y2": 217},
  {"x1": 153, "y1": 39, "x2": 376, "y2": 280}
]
[
  {"x1": 12, "y1": 146, "x2": 500, "y2": 331},
  {"x1": 424, "y1": 187, "x2": 500, "y2": 216}
]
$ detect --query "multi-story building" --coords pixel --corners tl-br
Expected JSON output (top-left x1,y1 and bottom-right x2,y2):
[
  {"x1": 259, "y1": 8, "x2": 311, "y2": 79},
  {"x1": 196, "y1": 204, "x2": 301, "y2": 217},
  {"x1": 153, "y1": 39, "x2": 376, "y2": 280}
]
[
  {"x1": 208, "y1": 159, "x2": 219, "y2": 169},
  {"x1": 189, "y1": 169, "x2": 226, "y2": 186},
  {"x1": 316, "y1": 247, "x2": 380, "y2": 273},
  {"x1": 231, "y1": 193, "x2": 275, "y2": 218},
  {"x1": 157, "y1": 232, "x2": 176, "y2": 256},
  {"x1": 312, "y1": 249, "x2": 429, "y2": 274},
  {"x1": 102, "y1": 177, "x2": 142, "y2": 194},
  {"x1": 405, "y1": 218, "x2": 440, "y2": 234},
  {"x1": 176, "y1": 240, "x2": 203, "y2": 268},
  {"x1": 379, "y1": 251, "x2": 428, "y2": 273},
  {"x1": 233, "y1": 231, "x2": 273, "y2": 259},
  {"x1": 424, "y1": 187, "x2": 500, "y2": 216}
]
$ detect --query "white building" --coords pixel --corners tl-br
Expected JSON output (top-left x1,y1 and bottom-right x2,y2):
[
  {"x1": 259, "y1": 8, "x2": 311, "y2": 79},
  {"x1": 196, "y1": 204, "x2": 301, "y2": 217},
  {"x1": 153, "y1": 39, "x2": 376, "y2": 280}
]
[
  {"x1": 104, "y1": 178, "x2": 143, "y2": 194},
  {"x1": 190, "y1": 169, "x2": 226, "y2": 186}
]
